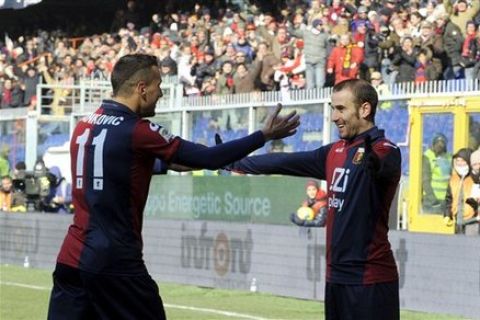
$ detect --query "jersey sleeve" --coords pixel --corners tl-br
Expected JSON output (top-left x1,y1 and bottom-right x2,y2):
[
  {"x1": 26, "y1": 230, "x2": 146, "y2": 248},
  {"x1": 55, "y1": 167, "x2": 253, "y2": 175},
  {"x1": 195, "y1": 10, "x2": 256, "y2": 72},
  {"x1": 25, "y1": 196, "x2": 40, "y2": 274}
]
[
  {"x1": 171, "y1": 131, "x2": 266, "y2": 170},
  {"x1": 132, "y1": 119, "x2": 181, "y2": 162},
  {"x1": 229, "y1": 145, "x2": 332, "y2": 179}
]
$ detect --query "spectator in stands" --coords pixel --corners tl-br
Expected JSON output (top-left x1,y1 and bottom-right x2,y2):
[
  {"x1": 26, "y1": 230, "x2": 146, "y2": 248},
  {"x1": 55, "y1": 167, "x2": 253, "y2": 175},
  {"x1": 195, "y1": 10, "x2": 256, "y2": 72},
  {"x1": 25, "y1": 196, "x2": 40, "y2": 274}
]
[
  {"x1": 216, "y1": 61, "x2": 235, "y2": 95},
  {"x1": 460, "y1": 21, "x2": 479, "y2": 80},
  {"x1": 0, "y1": 78, "x2": 24, "y2": 109},
  {"x1": 290, "y1": 179, "x2": 327, "y2": 227},
  {"x1": 0, "y1": 175, "x2": 26, "y2": 212},
  {"x1": 444, "y1": 0, "x2": 480, "y2": 37},
  {"x1": 159, "y1": 58, "x2": 177, "y2": 78},
  {"x1": 11, "y1": 161, "x2": 26, "y2": 180},
  {"x1": 392, "y1": 36, "x2": 419, "y2": 83},
  {"x1": 351, "y1": 6, "x2": 370, "y2": 33},
  {"x1": 469, "y1": 149, "x2": 480, "y2": 182},
  {"x1": 377, "y1": 25, "x2": 397, "y2": 85},
  {"x1": 467, "y1": 149, "x2": 480, "y2": 235},
  {"x1": 414, "y1": 21, "x2": 444, "y2": 78},
  {"x1": 0, "y1": 175, "x2": 14, "y2": 212},
  {"x1": 409, "y1": 12, "x2": 424, "y2": 38},
  {"x1": 473, "y1": 25, "x2": 480, "y2": 80},
  {"x1": 415, "y1": 48, "x2": 441, "y2": 83},
  {"x1": 258, "y1": 42, "x2": 280, "y2": 91},
  {"x1": 436, "y1": 13, "x2": 465, "y2": 80},
  {"x1": 20, "y1": 67, "x2": 41, "y2": 107},
  {"x1": 327, "y1": 33, "x2": 364, "y2": 84},
  {"x1": 422, "y1": 133, "x2": 452, "y2": 213},
  {"x1": 370, "y1": 71, "x2": 392, "y2": 109},
  {"x1": 259, "y1": 25, "x2": 292, "y2": 60},
  {"x1": 233, "y1": 61, "x2": 262, "y2": 93},
  {"x1": 363, "y1": 24, "x2": 382, "y2": 79},
  {"x1": 0, "y1": 0, "x2": 475, "y2": 100},
  {"x1": 444, "y1": 148, "x2": 475, "y2": 234},
  {"x1": 191, "y1": 47, "x2": 217, "y2": 89},
  {"x1": 289, "y1": 18, "x2": 330, "y2": 89}
]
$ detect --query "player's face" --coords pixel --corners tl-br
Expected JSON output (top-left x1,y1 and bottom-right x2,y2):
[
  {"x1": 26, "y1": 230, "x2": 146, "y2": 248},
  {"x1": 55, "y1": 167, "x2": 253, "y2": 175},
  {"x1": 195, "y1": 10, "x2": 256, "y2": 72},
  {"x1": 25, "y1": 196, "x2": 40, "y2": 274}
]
[
  {"x1": 331, "y1": 89, "x2": 369, "y2": 140},
  {"x1": 140, "y1": 68, "x2": 163, "y2": 117}
]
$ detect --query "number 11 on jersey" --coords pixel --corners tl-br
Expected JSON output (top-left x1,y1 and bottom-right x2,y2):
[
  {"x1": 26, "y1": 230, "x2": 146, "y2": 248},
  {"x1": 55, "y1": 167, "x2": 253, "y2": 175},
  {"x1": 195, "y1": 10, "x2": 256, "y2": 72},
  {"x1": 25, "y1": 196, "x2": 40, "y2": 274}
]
[{"x1": 75, "y1": 128, "x2": 107, "y2": 191}]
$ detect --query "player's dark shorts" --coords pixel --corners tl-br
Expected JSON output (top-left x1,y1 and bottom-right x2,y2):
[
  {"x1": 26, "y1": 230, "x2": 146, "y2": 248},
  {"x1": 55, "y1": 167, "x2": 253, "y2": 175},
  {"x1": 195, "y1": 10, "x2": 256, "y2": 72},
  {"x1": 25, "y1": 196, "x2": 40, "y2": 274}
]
[
  {"x1": 48, "y1": 263, "x2": 166, "y2": 320},
  {"x1": 325, "y1": 280, "x2": 399, "y2": 320}
]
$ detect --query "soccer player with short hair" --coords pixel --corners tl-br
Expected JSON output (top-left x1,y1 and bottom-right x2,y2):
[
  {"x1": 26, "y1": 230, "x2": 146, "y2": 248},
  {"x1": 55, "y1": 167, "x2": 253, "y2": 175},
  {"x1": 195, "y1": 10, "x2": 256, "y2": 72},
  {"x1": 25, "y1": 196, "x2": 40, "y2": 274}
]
[
  {"x1": 47, "y1": 54, "x2": 300, "y2": 320},
  {"x1": 223, "y1": 79, "x2": 401, "y2": 320}
]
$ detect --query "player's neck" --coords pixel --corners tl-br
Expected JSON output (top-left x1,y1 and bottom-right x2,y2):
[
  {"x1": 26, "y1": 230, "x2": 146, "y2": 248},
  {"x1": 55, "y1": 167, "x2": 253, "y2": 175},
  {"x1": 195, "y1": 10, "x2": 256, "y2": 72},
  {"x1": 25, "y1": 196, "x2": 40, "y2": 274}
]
[{"x1": 111, "y1": 96, "x2": 139, "y2": 114}]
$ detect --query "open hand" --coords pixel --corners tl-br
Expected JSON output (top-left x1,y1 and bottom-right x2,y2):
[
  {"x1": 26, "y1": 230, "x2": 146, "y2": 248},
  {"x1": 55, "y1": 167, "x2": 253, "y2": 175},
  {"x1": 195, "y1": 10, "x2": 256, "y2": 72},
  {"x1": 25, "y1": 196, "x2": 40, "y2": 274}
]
[{"x1": 261, "y1": 103, "x2": 300, "y2": 141}]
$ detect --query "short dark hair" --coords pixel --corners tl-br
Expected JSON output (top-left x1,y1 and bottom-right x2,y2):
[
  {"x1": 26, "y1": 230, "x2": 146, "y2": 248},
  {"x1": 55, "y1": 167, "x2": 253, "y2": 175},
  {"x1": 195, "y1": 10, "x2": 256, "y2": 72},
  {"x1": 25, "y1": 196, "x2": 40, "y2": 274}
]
[
  {"x1": 333, "y1": 79, "x2": 378, "y2": 120},
  {"x1": 111, "y1": 54, "x2": 159, "y2": 96}
]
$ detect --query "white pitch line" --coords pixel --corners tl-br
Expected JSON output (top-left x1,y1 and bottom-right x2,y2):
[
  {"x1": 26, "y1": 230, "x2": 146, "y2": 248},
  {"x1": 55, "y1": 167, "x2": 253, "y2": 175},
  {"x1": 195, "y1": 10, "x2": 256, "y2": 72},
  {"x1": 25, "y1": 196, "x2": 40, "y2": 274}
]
[
  {"x1": 1, "y1": 281, "x2": 50, "y2": 291},
  {"x1": 0, "y1": 281, "x2": 284, "y2": 320},
  {"x1": 164, "y1": 304, "x2": 272, "y2": 320}
]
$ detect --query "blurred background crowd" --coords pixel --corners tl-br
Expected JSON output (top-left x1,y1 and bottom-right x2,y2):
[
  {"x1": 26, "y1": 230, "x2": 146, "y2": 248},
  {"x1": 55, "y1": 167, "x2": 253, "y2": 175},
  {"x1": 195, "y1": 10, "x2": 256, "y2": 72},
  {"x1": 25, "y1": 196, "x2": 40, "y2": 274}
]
[{"x1": 1, "y1": 0, "x2": 480, "y2": 110}]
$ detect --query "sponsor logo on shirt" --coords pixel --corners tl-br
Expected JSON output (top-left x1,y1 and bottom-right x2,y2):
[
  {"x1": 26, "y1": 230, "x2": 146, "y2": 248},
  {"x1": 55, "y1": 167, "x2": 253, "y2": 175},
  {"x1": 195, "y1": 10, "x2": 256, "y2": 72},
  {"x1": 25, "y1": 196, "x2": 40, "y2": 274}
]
[{"x1": 329, "y1": 167, "x2": 349, "y2": 212}]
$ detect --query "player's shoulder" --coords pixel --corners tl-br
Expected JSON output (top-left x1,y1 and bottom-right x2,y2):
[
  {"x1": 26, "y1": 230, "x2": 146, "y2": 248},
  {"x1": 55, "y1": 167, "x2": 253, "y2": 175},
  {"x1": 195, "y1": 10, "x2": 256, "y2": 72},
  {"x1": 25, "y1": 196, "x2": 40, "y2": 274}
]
[
  {"x1": 375, "y1": 138, "x2": 398, "y2": 150},
  {"x1": 135, "y1": 119, "x2": 177, "y2": 143}
]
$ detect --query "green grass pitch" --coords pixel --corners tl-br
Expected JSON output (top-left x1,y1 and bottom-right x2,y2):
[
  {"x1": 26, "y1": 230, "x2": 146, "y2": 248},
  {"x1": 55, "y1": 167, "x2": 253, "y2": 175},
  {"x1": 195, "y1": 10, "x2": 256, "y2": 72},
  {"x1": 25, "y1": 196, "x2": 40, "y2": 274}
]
[{"x1": 0, "y1": 265, "x2": 467, "y2": 319}]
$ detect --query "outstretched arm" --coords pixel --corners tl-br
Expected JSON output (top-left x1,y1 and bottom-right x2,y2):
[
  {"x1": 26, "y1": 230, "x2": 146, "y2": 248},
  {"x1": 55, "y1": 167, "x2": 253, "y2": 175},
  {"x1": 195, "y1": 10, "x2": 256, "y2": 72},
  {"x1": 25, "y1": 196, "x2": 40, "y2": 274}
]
[
  {"x1": 229, "y1": 149, "x2": 328, "y2": 179},
  {"x1": 171, "y1": 104, "x2": 300, "y2": 170}
]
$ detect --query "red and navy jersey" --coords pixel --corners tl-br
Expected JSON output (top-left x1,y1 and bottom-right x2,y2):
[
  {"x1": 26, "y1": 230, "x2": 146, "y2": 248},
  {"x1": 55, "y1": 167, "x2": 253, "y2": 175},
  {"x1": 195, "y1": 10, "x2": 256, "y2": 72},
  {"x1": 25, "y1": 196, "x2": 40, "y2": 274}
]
[
  {"x1": 57, "y1": 100, "x2": 266, "y2": 275},
  {"x1": 231, "y1": 127, "x2": 401, "y2": 285}
]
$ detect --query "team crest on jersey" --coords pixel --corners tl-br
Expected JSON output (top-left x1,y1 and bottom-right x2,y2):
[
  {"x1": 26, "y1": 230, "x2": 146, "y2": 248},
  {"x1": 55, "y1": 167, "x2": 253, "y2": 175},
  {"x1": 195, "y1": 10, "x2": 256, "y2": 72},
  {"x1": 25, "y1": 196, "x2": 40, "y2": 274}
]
[{"x1": 352, "y1": 147, "x2": 365, "y2": 164}]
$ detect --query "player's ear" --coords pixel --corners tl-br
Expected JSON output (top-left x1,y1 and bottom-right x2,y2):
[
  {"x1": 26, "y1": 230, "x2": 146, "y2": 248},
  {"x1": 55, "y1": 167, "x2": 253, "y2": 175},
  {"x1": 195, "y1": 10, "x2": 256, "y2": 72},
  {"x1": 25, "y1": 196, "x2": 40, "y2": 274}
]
[
  {"x1": 136, "y1": 81, "x2": 147, "y2": 96},
  {"x1": 360, "y1": 102, "x2": 372, "y2": 119}
]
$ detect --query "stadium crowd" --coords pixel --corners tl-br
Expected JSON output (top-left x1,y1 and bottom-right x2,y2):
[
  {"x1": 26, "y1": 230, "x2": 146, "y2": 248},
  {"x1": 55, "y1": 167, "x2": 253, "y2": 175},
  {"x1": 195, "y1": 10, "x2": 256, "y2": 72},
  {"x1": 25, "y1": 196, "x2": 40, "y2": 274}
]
[{"x1": 0, "y1": 0, "x2": 480, "y2": 112}]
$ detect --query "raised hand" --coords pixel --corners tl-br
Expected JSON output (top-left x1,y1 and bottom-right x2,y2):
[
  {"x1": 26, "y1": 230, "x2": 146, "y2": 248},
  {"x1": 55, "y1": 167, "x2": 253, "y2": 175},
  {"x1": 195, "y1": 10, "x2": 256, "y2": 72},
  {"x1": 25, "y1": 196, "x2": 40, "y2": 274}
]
[{"x1": 261, "y1": 103, "x2": 300, "y2": 141}]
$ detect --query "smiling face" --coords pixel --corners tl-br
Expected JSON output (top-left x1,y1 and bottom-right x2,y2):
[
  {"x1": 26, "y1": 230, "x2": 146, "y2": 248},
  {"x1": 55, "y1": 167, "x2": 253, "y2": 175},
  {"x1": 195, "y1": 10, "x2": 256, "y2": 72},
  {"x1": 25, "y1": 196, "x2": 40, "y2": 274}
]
[{"x1": 331, "y1": 89, "x2": 372, "y2": 139}]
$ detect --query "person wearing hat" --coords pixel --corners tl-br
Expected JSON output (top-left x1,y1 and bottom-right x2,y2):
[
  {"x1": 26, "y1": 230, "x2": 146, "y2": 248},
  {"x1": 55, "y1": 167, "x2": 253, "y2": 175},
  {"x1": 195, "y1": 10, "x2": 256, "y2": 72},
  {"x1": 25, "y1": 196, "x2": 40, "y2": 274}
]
[
  {"x1": 422, "y1": 133, "x2": 452, "y2": 213},
  {"x1": 290, "y1": 180, "x2": 328, "y2": 227},
  {"x1": 351, "y1": 6, "x2": 370, "y2": 31},
  {"x1": 443, "y1": 148, "x2": 478, "y2": 234},
  {"x1": 288, "y1": 18, "x2": 330, "y2": 89}
]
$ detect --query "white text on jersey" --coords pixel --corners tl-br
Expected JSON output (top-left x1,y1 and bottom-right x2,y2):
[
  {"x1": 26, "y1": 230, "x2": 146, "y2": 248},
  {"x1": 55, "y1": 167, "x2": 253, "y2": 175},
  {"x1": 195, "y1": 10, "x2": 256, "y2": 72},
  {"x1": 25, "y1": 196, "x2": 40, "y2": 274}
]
[{"x1": 82, "y1": 114, "x2": 124, "y2": 126}]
